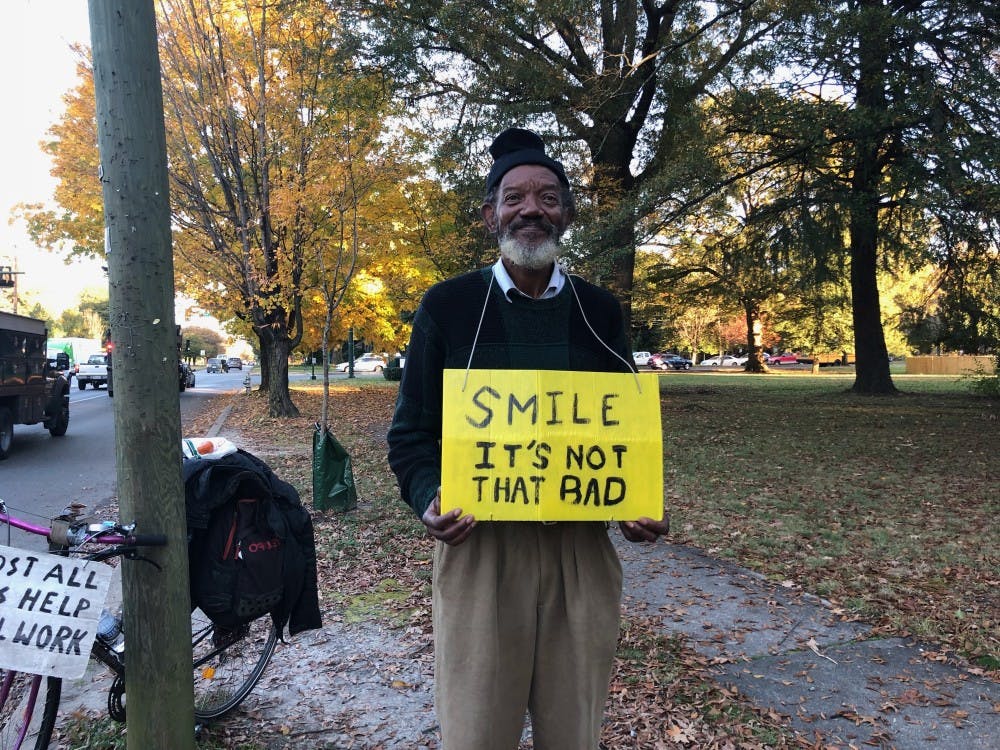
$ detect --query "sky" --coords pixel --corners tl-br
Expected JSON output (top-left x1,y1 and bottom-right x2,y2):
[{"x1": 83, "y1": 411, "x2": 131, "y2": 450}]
[{"x1": 0, "y1": 1, "x2": 107, "y2": 316}]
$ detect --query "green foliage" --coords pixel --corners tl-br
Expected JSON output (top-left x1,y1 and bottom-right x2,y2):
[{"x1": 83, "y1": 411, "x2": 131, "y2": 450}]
[
  {"x1": 936, "y1": 258, "x2": 1000, "y2": 354},
  {"x1": 54, "y1": 305, "x2": 106, "y2": 339},
  {"x1": 382, "y1": 359, "x2": 403, "y2": 381},
  {"x1": 57, "y1": 714, "x2": 259, "y2": 750},
  {"x1": 666, "y1": 2, "x2": 999, "y2": 389},
  {"x1": 57, "y1": 715, "x2": 126, "y2": 749},
  {"x1": 181, "y1": 325, "x2": 225, "y2": 359},
  {"x1": 348, "y1": 0, "x2": 796, "y2": 305},
  {"x1": 19, "y1": 302, "x2": 54, "y2": 330},
  {"x1": 965, "y1": 355, "x2": 1000, "y2": 399}
]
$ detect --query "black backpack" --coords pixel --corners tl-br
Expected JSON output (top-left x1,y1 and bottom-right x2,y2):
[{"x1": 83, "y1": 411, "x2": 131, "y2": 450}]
[
  {"x1": 183, "y1": 448, "x2": 322, "y2": 635},
  {"x1": 190, "y1": 479, "x2": 286, "y2": 629}
]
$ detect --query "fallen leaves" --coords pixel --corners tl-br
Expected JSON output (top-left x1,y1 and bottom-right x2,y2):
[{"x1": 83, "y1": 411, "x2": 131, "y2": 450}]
[
  {"x1": 805, "y1": 637, "x2": 838, "y2": 665},
  {"x1": 603, "y1": 617, "x2": 804, "y2": 748},
  {"x1": 176, "y1": 381, "x2": 998, "y2": 749},
  {"x1": 660, "y1": 379, "x2": 999, "y2": 673}
]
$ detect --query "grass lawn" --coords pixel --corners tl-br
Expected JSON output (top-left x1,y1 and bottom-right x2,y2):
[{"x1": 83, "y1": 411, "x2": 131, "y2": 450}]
[{"x1": 657, "y1": 370, "x2": 998, "y2": 668}]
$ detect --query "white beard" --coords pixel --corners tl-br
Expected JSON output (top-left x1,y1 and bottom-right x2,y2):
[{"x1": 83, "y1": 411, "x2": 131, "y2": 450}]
[{"x1": 498, "y1": 235, "x2": 561, "y2": 270}]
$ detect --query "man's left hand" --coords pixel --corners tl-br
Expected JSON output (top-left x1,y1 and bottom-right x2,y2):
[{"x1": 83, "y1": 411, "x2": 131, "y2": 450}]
[{"x1": 619, "y1": 515, "x2": 670, "y2": 543}]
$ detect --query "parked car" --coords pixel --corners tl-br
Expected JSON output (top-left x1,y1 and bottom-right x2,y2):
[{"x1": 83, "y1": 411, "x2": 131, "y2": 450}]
[
  {"x1": 807, "y1": 351, "x2": 856, "y2": 366},
  {"x1": 179, "y1": 362, "x2": 196, "y2": 390},
  {"x1": 768, "y1": 353, "x2": 799, "y2": 365},
  {"x1": 336, "y1": 353, "x2": 387, "y2": 373},
  {"x1": 665, "y1": 355, "x2": 693, "y2": 370},
  {"x1": 226, "y1": 357, "x2": 244, "y2": 370},
  {"x1": 206, "y1": 357, "x2": 222, "y2": 373},
  {"x1": 649, "y1": 353, "x2": 692, "y2": 370},
  {"x1": 700, "y1": 355, "x2": 743, "y2": 366},
  {"x1": 632, "y1": 351, "x2": 652, "y2": 367},
  {"x1": 647, "y1": 352, "x2": 671, "y2": 370}
]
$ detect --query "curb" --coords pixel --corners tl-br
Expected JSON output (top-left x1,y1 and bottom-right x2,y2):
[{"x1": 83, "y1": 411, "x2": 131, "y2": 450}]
[{"x1": 205, "y1": 403, "x2": 233, "y2": 438}]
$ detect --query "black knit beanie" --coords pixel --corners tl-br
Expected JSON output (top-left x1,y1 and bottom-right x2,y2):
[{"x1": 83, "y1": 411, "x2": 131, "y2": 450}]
[{"x1": 484, "y1": 127, "x2": 569, "y2": 194}]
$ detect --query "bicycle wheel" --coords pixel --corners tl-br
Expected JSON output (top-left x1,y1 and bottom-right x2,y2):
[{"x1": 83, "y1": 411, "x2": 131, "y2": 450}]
[
  {"x1": 0, "y1": 671, "x2": 61, "y2": 750},
  {"x1": 191, "y1": 609, "x2": 277, "y2": 721}
]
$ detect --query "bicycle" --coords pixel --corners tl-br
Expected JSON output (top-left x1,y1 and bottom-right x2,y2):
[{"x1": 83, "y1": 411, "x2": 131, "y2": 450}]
[{"x1": 0, "y1": 500, "x2": 278, "y2": 749}]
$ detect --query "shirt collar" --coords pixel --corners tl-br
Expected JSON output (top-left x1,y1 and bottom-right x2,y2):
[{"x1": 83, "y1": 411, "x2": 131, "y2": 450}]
[{"x1": 492, "y1": 258, "x2": 565, "y2": 301}]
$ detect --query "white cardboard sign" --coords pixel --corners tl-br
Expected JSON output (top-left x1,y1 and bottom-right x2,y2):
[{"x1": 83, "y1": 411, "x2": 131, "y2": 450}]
[{"x1": 0, "y1": 545, "x2": 112, "y2": 679}]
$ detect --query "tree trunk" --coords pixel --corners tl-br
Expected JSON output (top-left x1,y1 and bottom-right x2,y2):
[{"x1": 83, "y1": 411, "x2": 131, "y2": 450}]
[
  {"x1": 256, "y1": 321, "x2": 299, "y2": 417},
  {"x1": 743, "y1": 300, "x2": 768, "y2": 373},
  {"x1": 849, "y1": 213, "x2": 894, "y2": 393},
  {"x1": 849, "y1": 2, "x2": 897, "y2": 396},
  {"x1": 257, "y1": 337, "x2": 271, "y2": 393},
  {"x1": 607, "y1": 220, "x2": 636, "y2": 332},
  {"x1": 589, "y1": 138, "x2": 637, "y2": 332},
  {"x1": 89, "y1": 3, "x2": 195, "y2": 748}
]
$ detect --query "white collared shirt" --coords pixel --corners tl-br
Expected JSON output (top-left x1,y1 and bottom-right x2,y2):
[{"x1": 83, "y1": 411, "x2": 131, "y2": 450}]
[{"x1": 492, "y1": 258, "x2": 565, "y2": 301}]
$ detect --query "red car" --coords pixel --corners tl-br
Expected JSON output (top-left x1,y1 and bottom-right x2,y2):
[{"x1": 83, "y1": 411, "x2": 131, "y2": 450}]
[{"x1": 768, "y1": 353, "x2": 799, "y2": 365}]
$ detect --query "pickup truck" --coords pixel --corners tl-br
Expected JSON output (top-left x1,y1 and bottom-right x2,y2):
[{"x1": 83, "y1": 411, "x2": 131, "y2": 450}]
[{"x1": 76, "y1": 353, "x2": 110, "y2": 390}]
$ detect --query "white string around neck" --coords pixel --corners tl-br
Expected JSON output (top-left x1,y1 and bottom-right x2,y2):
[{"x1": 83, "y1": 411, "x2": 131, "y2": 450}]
[{"x1": 461, "y1": 264, "x2": 642, "y2": 394}]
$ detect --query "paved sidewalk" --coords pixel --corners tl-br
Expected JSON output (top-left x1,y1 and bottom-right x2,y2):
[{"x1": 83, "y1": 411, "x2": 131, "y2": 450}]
[{"x1": 618, "y1": 542, "x2": 999, "y2": 748}]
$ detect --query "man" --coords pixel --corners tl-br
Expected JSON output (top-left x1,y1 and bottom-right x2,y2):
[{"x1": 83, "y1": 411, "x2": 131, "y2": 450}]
[{"x1": 387, "y1": 127, "x2": 668, "y2": 750}]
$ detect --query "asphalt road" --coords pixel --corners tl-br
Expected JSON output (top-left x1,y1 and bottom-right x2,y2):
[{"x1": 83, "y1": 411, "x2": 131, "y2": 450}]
[
  {"x1": 0, "y1": 368, "x2": 253, "y2": 552},
  {"x1": 0, "y1": 364, "x2": 379, "y2": 551}
]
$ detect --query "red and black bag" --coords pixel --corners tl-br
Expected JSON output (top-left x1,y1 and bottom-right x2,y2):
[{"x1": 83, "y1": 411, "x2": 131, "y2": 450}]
[
  {"x1": 184, "y1": 448, "x2": 321, "y2": 635},
  {"x1": 191, "y1": 490, "x2": 285, "y2": 629}
]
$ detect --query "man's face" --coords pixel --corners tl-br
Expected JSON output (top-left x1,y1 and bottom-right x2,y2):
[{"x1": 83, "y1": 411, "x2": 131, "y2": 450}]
[{"x1": 482, "y1": 164, "x2": 572, "y2": 270}]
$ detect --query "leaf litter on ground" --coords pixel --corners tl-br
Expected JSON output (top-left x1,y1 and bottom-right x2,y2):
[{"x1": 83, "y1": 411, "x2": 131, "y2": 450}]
[
  {"x1": 185, "y1": 382, "x2": 815, "y2": 749},
  {"x1": 59, "y1": 375, "x2": 998, "y2": 748}
]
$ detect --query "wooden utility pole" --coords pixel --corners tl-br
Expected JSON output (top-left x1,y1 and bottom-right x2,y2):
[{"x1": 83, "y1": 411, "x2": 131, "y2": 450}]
[{"x1": 88, "y1": 2, "x2": 195, "y2": 747}]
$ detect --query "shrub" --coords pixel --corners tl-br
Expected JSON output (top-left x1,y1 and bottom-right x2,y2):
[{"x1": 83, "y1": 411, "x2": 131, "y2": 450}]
[
  {"x1": 383, "y1": 356, "x2": 403, "y2": 382},
  {"x1": 965, "y1": 354, "x2": 1000, "y2": 398}
]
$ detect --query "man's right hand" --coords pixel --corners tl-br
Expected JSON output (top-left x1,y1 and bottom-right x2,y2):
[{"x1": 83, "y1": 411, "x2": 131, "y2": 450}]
[{"x1": 421, "y1": 491, "x2": 476, "y2": 546}]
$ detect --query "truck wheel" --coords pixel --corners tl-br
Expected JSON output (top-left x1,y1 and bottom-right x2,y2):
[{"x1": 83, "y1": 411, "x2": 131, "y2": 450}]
[
  {"x1": 48, "y1": 397, "x2": 69, "y2": 437},
  {"x1": 78, "y1": 380, "x2": 87, "y2": 390},
  {"x1": 0, "y1": 407, "x2": 13, "y2": 459}
]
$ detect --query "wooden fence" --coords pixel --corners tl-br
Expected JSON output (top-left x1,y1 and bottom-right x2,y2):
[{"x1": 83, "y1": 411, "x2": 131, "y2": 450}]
[{"x1": 905, "y1": 355, "x2": 996, "y2": 375}]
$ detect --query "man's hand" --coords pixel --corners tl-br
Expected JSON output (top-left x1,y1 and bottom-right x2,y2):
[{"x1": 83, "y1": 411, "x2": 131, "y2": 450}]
[
  {"x1": 619, "y1": 515, "x2": 670, "y2": 543},
  {"x1": 421, "y1": 492, "x2": 476, "y2": 546}
]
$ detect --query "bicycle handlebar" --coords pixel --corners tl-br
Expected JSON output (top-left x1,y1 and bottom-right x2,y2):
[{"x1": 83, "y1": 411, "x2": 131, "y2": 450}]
[
  {"x1": 121, "y1": 534, "x2": 168, "y2": 547},
  {"x1": 1, "y1": 504, "x2": 169, "y2": 551},
  {"x1": 42, "y1": 518, "x2": 168, "y2": 549}
]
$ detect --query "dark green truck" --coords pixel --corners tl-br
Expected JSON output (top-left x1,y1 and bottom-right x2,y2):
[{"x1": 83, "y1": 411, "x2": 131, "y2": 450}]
[{"x1": 0, "y1": 311, "x2": 71, "y2": 459}]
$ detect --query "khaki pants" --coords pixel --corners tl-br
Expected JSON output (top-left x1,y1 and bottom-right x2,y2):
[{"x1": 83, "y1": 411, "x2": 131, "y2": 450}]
[{"x1": 433, "y1": 522, "x2": 623, "y2": 750}]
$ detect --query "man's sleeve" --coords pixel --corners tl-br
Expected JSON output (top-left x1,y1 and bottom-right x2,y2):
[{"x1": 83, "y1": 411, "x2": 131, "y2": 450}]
[{"x1": 387, "y1": 302, "x2": 446, "y2": 518}]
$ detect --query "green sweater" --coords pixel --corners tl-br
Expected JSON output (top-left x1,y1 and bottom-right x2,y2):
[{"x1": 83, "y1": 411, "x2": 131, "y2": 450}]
[{"x1": 387, "y1": 267, "x2": 632, "y2": 517}]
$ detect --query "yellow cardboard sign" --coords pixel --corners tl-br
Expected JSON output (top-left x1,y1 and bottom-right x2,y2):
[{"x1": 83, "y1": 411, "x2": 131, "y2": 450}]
[{"x1": 441, "y1": 369, "x2": 663, "y2": 521}]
